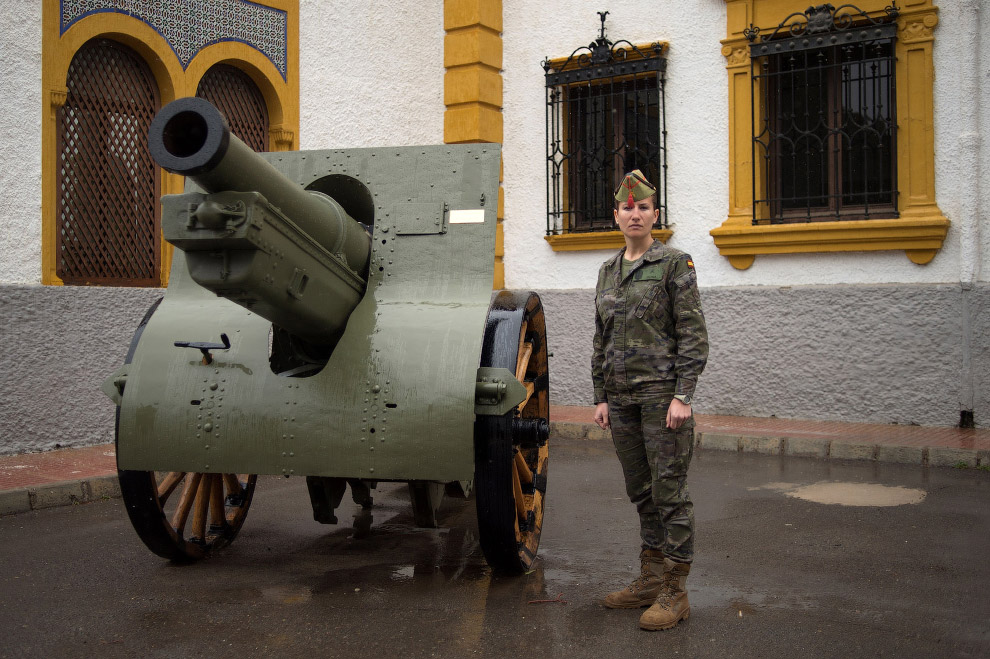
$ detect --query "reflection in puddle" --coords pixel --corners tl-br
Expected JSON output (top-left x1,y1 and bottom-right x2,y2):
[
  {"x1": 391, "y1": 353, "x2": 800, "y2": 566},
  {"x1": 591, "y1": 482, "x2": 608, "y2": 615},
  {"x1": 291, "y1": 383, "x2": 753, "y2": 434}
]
[
  {"x1": 309, "y1": 524, "x2": 490, "y2": 596},
  {"x1": 391, "y1": 565, "x2": 415, "y2": 581},
  {"x1": 750, "y1": 481, "x2": 926, "y2": 507},
  {"x1": 351, "y1": 509, "x2": 373, "y2": 539},
  {"x1": 261, "y1": 585, "x2": 313, "y2": 604},
  {"x1": 690, "y1": 583, "x2": 817, "y2": 613}
]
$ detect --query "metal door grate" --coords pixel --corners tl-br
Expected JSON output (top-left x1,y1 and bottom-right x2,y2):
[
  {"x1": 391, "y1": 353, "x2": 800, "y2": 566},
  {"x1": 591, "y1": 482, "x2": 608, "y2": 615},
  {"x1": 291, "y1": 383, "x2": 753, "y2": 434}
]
[
  {"x1": 56, "y1": 38, "x2": 160, "y2": 286},
  {"x1": 196, "y1": 64, "x2": 269, "y2": 151}
]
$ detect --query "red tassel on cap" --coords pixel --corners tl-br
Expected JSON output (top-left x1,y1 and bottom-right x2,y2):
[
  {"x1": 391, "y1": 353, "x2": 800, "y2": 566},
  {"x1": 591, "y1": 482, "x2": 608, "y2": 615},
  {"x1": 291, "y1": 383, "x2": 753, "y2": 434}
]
[{"x1": 627, "y1": 190, "x2": 634, "y2": 207}]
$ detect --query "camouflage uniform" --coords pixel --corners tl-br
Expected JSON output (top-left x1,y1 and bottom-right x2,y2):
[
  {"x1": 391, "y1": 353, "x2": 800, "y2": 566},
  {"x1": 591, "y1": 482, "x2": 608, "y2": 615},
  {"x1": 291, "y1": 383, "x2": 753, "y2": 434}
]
[{"x1": 592, "y1": 240, "x2": 708, "y2": 563}]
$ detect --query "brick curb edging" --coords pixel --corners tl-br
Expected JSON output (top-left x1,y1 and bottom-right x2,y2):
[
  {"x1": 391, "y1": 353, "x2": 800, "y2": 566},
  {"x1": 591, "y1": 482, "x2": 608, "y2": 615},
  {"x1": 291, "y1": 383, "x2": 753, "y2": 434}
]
[
  {"x1": 549, "y1": 421, "x2": 990, "y2": 469},
  {"x1": 0, "y1": 475, "x2": 121, "y2": 517}
]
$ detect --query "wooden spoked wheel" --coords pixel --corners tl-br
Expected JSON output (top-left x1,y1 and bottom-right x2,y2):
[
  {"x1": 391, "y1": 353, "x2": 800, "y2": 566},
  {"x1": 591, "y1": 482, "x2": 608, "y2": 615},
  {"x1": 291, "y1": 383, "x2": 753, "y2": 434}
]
[
  {"x1": 475, "y1": 291, "x2": 550, "y2": 573},
  {"x1": 116, "y1": 298, "x2": 258, "y2": 561},
  {"x1": 118, "y1": 469, "x2": 257, "y2": 561}
]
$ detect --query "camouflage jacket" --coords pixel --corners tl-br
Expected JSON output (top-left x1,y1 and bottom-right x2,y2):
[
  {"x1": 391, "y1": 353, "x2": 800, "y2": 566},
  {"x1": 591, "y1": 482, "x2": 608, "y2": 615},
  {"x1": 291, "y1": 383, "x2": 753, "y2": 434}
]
[{"x1": 592, "y1": 240, "x2": 708, "y2": 404}]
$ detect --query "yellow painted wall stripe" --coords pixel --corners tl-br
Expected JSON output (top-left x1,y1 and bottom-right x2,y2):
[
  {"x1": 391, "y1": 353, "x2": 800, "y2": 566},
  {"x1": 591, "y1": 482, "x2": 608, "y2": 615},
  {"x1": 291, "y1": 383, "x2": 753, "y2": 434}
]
[{"x1": 444, "y1": 0, "x2": 504, "y2": 289}]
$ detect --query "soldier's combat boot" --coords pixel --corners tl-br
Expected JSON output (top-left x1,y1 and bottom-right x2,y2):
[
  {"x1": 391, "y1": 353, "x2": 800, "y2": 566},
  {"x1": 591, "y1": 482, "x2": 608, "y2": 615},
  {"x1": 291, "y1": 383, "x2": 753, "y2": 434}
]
[
  {"x1": 603, "y1": 549, "x2": 665, "y2": 609},
  {"x1": 639, "y1": 558, "x2": 691, "y2": 630}
]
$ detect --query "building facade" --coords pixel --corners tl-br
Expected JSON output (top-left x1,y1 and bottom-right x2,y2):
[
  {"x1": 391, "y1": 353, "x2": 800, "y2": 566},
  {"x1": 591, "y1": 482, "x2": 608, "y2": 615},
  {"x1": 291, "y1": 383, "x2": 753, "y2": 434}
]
[{"x1": 0, "y1": 0, "x2": 986, "y2": 454}]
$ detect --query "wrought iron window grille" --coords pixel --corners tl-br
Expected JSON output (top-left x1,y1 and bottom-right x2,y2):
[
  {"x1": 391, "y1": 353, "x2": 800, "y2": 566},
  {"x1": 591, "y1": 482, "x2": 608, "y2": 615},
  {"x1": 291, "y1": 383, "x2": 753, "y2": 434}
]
[
  {"x1": 543, "y1": 12, "x2": 668, "y2": 236},
  {"x1": 746, "y1": 3, "x2": 900, "y2": 224}
]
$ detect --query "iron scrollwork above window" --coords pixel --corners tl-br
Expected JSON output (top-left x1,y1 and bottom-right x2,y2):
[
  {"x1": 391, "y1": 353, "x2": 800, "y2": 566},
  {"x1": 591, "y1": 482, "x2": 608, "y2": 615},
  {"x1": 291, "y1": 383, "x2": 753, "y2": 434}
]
[
  {"x1": 746, "y1": 3, "x2": 900, "y2": 224},
  {"x1": 543, "y1": 12, "x2": 668, "y2": 236}
]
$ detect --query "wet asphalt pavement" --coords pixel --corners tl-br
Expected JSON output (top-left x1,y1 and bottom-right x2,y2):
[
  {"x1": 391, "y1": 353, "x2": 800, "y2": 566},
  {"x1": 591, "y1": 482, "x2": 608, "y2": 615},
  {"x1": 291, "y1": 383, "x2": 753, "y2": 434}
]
[{"x1": 1, "y1": 438, "x2": 988, "y2": 658}]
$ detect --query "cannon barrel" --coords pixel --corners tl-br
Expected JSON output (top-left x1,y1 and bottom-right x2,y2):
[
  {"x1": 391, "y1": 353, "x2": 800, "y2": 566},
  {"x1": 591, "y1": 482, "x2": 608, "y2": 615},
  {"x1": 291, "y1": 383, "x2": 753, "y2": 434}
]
[
  {"x1": 149, "y1": 97, "x2": 370, "y2": 275},
  {"x1": 148, "y1": 98, "x2": 371, "y2": 348}
]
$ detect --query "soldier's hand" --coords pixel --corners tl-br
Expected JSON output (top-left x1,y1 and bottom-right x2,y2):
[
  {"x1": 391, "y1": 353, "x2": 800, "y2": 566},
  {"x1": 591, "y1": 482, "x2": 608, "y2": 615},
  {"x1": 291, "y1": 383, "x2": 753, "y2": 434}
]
[
  {"x1": 666, "y1": 398, "x2": 692, "y2": 430},
  {"x1": 594, "y1": 402, "x2": 610, "y2": 430}
]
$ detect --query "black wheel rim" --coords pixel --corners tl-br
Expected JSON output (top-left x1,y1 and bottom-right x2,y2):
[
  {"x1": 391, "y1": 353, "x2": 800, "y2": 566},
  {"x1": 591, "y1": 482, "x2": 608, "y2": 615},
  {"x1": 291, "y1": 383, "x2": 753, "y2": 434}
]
[{"x1": 475, "y1": 291, "x2": 550, "y2": 572}]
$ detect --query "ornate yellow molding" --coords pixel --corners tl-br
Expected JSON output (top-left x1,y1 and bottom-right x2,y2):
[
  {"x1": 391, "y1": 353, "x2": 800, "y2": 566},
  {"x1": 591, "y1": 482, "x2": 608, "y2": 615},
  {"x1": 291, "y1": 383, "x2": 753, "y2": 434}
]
[
  {"x1": 48, "y1": 87, "x2": 68, "y2": 122},
  {"x1": 269, "y1": 125, "x2": 295, "y2": 151},
  {"x1": 720, "y1": 44, "x2": 749, "y2": 67},
  {"x1": 900, "y1": 12, "x2": 938, "y2": 43},
  {"x1": 714, "y1": 0, "x2": 949, "y2": 268},
  {"x1": 545, "y1": 229, "x2": 673, "y2": 252},
  {"x1": 710, "y1": 216, "x2": 949, "y2": 267}
]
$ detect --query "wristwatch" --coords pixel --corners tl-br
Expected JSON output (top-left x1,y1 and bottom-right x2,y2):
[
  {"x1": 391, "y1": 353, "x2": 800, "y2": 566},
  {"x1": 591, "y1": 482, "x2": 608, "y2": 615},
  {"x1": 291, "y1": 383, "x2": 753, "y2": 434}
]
[{"x1": 673, "y1": 394, "x2": 692, "y2": 406}]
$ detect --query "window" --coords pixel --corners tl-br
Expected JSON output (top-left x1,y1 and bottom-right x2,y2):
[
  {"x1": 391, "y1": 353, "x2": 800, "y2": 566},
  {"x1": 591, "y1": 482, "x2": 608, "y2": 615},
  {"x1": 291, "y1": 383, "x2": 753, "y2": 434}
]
[
  {"x1": 713, "y1": 0, "x2": 949, "y2": 269},
  {"x1": 56, "y1": 38, "x2": 160, "y2": 286},
  {"x1": 543, "y1": 14, "x2": 668, "y2": 249},
  {"x1": 42, "y1": 2, "x2": 299, "y2": 286},
  {"x1": 750, "y1": 4, "x2": 898, "y2": 223}
]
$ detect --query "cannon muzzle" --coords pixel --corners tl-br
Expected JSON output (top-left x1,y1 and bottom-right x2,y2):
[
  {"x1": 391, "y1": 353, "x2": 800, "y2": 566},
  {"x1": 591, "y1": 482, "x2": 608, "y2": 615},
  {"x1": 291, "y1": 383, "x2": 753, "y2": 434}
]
[{"x1": 148, "y1": 98, "x2": 372, "y2": 349}]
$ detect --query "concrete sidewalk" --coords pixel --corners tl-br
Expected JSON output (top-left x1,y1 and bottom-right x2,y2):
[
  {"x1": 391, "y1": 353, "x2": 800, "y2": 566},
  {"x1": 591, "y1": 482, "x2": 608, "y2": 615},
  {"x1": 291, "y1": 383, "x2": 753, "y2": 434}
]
[
  {"x1": 553, "y1": 405, "x2": 990, "y2": 466},
  {"x1": 2, "y1": 406, "x2": 988, "y2": 517}
]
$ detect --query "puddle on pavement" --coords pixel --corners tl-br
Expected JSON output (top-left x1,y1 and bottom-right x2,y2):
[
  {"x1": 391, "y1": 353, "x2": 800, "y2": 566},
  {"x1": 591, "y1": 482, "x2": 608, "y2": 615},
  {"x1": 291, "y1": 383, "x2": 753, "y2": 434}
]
[
  {"x1": 690, "y1": 582, "x2": 817, "y2": 613},
  {"x1": 304, "y1": 524, "x2": 491, "y2": 596},
  {"x1": 750, "y1": 481, "x2": 926, "y2": 506},
  {"x1": 261, "y1": 585, "x2": 313, "y2": 604}
]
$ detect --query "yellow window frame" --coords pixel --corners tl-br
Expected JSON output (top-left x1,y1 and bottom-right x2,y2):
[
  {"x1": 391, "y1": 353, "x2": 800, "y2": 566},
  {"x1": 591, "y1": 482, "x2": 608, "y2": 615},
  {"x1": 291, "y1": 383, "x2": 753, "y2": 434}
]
[
  {"x1": 543, "y1": 42, "x2": 673, "y2": 252},
  {"x1": 713, "y1": 0, "x2": 949, "y2": 269}
]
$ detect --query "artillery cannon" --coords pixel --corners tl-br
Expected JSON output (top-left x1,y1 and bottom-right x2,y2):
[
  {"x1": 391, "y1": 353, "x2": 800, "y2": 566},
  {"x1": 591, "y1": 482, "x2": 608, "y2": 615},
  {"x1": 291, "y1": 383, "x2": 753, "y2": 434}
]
[{"x1": 103, "y1": 98, "x2": 550, "y2": 572}]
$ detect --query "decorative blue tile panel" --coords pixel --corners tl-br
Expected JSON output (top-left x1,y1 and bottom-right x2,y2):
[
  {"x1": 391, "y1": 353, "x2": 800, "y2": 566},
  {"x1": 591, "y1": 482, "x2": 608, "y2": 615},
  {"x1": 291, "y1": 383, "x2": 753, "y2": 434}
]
[{"x1": 60, "y1": 0, "x2": 288, "y2": 80}]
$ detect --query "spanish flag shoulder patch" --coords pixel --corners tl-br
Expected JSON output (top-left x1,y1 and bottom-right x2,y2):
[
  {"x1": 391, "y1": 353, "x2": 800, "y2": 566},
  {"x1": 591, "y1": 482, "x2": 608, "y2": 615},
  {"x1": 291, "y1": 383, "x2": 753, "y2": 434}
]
[{"x1": 686, "y1": 259, "x2": 695, "y2": 269}]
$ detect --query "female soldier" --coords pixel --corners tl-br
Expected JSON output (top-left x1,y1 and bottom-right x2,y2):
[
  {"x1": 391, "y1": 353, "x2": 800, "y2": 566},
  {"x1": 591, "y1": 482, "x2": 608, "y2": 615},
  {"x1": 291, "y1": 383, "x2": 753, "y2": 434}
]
[{"x1": 592, "y1": 170, "x2": 708, "y2": 631}]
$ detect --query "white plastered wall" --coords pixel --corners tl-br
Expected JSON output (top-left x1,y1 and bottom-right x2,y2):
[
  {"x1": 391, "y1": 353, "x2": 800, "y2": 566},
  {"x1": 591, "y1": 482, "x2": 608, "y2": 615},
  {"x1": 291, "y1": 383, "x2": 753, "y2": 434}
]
[
  {"x1": 935, "y1": 0, "x2": 987, "y2": 285},
  {"x1": 0, "y1": 1, "x2": 42, "y2": 284},
  {"x1": 501, "y1": 0, "x2": 985, "y2": 291},
  {"x1": 298, "y1": 0, "x2": 445, "y2": 149}
]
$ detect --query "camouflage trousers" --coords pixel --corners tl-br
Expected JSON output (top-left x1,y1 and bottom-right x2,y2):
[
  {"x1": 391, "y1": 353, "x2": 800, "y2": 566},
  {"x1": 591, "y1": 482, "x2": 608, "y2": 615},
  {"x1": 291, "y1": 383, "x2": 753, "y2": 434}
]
[{"x1": 609, "y1": 396, "x2": 695, "y2": 563}]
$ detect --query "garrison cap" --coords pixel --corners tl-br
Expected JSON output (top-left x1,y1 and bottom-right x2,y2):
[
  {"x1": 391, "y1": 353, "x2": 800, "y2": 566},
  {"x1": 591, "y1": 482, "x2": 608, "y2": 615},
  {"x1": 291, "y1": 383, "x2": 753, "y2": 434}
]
[{"x1": 614, "y1": 169, "x2": 657, "y2": 207}]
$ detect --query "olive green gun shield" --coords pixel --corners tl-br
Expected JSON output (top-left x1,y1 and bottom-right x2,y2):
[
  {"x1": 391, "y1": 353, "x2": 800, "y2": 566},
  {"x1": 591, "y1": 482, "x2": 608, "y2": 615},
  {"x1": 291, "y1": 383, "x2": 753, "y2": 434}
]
[{"x1": 115, "y1": 144, "x2": 501, "y2": 482}]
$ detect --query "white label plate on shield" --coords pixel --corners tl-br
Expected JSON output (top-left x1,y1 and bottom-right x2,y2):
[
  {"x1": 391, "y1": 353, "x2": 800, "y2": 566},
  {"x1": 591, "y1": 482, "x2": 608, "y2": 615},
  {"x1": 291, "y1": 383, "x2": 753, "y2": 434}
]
[{"x1": 448, "y1": 209, "x2": 486, "y2": 224}]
